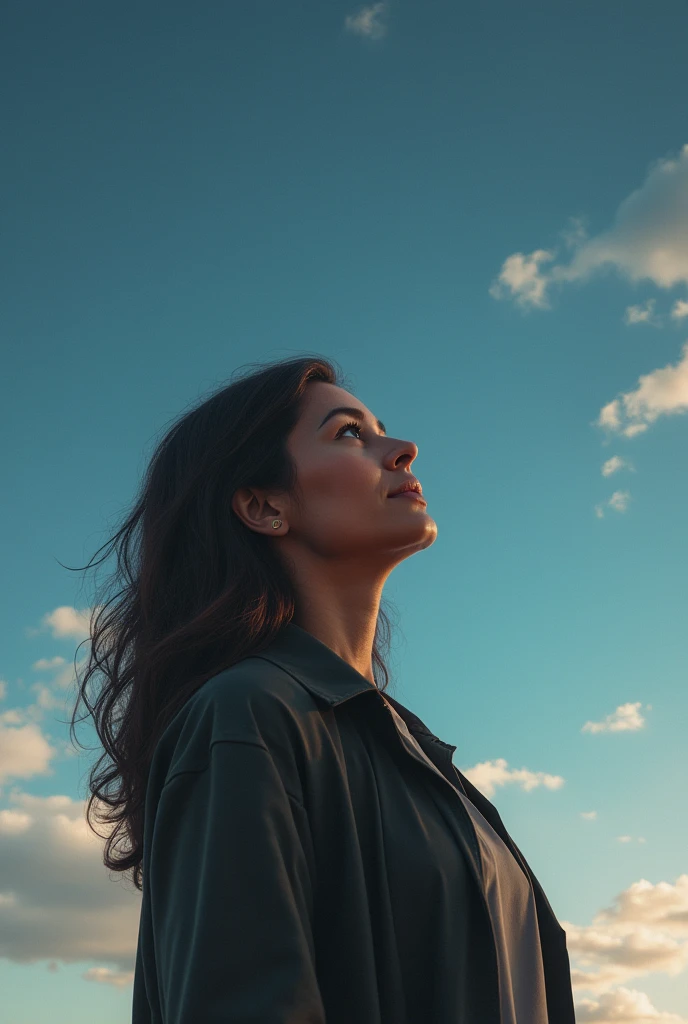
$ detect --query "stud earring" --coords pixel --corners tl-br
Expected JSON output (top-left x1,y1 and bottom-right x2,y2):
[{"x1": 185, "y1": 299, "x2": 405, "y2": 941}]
[{"x1": 272, "y1": 519, "x2": 282, "y2": 529}]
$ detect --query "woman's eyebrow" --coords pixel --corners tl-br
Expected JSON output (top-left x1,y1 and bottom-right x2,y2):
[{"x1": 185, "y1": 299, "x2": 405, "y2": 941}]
[{"x1": 317, "y1": 406, "x2": 387, "y2": 435}]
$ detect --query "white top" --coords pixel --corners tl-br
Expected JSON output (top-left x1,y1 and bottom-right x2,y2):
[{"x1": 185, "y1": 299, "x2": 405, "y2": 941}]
[{"x1": 383, "y1": 698, "x2": 550, "y2": 1024}]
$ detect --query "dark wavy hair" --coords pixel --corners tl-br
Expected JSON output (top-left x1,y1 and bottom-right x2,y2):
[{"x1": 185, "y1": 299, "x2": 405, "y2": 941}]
[{"x1": 64, "y1": 354, "x2": 396, "y2": 891}]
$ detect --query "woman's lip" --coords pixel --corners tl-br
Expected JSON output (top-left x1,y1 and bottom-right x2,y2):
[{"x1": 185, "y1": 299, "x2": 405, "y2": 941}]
[{"x1": 389, "y1": 490, "x2": 427, "y2": 503}]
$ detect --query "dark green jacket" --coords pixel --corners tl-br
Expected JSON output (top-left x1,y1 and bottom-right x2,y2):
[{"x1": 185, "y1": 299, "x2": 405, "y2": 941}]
[{"x1": 132, "y1": 622, "x2": 576, "y2": 1023}]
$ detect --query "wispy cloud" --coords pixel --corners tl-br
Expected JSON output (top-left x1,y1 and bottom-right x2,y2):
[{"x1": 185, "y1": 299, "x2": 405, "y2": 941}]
[
  {"x1": 593, "y1": 340, "x2": 688, "y2": 439},
  {"x1": 460, "y1": 757, "x2": 564, "y2": 800},
  {"x1": 490, "y1": 143, "x2": 688, "y2": 311},
  {"x1": 594, "y1": 490, "x2": 632, "y2": 518},
  {"x1": 32, "y1": 656, "x2": 67, "y2": 672},
  {"x1": 601, "y1": 455, "x2": 635, "y2": 477},
  {"x1": 622, "y1": 296, "x2": 688, "y2": 328},
  {"x1": 581, "y1": 701, "x2": 649, "y2": 734},
  {"x1": 623, "y1": 298, "x2": 662, "y2": 326},
  {"x1": 23, "y1": 605, "x2": 94, "y2": 700},
  {"x1": 344, "y1": 2, "x2": 389, "y2": 40}
]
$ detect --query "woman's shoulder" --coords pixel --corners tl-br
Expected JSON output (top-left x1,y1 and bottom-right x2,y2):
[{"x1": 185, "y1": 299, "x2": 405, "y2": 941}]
[
  {"x1": 152, "y1": 655, "x2": 323, "y2": 788},
  {"x1": 192, "y1": 653, "x2": 322, "y2": 730}
]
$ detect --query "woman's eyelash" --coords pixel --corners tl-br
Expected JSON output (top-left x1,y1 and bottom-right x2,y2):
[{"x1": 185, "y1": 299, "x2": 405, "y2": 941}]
[{"x1": 335, "y1": 420, "x2": 363, "y2": 439}]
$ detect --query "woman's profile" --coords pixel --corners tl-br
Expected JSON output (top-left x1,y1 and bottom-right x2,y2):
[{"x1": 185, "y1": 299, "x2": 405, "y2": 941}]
[{"x1": 68, "y1": 354, "x2": 575, "y2": 1023}]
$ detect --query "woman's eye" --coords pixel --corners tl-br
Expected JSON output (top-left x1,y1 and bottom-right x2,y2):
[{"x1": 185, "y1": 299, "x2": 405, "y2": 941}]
[{"x1": 337, "y1": 421, "x2": 362, "y2": 439}]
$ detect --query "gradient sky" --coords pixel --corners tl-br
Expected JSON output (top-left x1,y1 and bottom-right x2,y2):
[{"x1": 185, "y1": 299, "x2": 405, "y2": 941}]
[{"x1": 2, "y1": 2, "x2": 688, "y2": 1022}]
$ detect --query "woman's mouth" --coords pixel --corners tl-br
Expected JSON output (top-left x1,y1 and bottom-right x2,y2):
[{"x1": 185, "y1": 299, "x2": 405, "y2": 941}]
[{"x1": 389, "y1": 490, "x2": 427, "y2": 505}]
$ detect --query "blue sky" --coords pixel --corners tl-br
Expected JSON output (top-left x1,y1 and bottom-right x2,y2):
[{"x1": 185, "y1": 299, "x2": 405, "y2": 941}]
[{"x1": 2, "y1": 2, "x2": 688, "y2": 1021}]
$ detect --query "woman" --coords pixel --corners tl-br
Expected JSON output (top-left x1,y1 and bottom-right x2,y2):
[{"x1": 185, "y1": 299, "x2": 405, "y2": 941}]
[{"x1": 70, "y1": 354, "x2": 575, "y2": 1023}]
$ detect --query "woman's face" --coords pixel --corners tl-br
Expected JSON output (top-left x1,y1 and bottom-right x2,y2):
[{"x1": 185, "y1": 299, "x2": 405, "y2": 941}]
[{"x1": 276, "y1": 381, "x2": 437, "y2": 566}]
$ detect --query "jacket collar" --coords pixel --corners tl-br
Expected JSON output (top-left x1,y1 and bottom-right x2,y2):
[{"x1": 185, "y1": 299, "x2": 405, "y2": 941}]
[{"x1": 254, "y1": 621, "x2": 450, "y2": 746}]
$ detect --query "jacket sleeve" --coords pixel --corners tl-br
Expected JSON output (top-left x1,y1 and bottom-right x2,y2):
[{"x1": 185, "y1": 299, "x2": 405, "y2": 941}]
[{"x1": 147, "y1": 738, "x2": 325, "y2": 1024}]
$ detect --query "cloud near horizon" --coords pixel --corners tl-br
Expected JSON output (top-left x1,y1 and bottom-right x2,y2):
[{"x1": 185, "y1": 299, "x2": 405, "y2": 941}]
[{"x1": 0, "y1": 789, "x2": 140, "y2": 984}]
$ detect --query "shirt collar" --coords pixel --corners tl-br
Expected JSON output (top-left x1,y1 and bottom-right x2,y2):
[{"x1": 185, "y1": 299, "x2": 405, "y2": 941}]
[{"x1": 254, "y1": 621, "x2": 453, "y2": 748}]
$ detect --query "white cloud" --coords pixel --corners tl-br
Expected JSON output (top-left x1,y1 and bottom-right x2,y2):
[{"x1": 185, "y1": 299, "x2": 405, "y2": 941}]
[
  {"x1": 563, "y1": 874, "x2": 688, "y2": 999},
  {"x1": 0, "y1": 693, "x2": 82, "y2": 789},
  {"x1": 344, "y1": 2, "x2": 389, "y2": 40},
  {"x1": 29, "y1": 683, "x2": 68, "y2": 712},
  {"x1": 0, "y1": 790, "x2": 140, "y2": 977},
  {"x1": 33, "y1": 656, "x2": 67, "y2": 671},
  {"x1": 594, "y1": 490, "x2": 632, "y2": 518},
  {"x1": 31, "y1": 652, "x2": 80, "y2": 703},
  {"x1": 0, "y1": 680, "x2": 6, "y2": 702},
  {"x1": 575, "y1": 985, "x2": 687, "y2": 1022},
  {"x1": 601, "y1": 455, "x2": 634, "y2": 477},
  {"x1": 581, "y1": 811, "x2": 598, "y2": 820},
  {"x1": 41, "y1": 606, "x2": 93, "y2": 640},
  {"x1": 581, "y1": 702, "x2": 647, "y2": 734},
  {"x1": 33, "y1": 650, "x2": 81, "y2": 693},
  {"x1": 624, "y1": 298, "x2": 662, "y2": 326},
  {"x1": 22, "y1": 606, "x2": 94, "y2": 702},
  {"x1": 488, "y1": 249, "x2": 556, "y2": 309},
  {"x1": 671, "y1": 299, "x2": 688, "y2": 320},
  {"x1": 0, "y1": 721, "x2": 57, "y2": 784},
  {"x1": 608, "y1": 490, "x2": 632, "y2": 512},
  {"x1": 460, "y1": 757, "x2": 564, "y2": 799},
  {"x1": 593, "y1": 340, "x2": 688, "y2": 439},
  {"x1": 490, "y1": 143, "x2": 688, "y2": 309}
]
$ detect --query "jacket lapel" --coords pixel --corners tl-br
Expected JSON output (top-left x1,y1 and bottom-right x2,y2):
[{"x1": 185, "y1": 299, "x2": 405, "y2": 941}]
[{"x1": 383, "y1": 693, "x2": 568, "y2": 943}]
